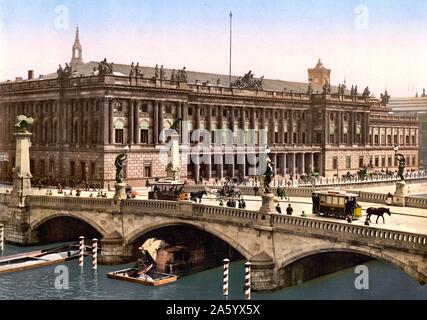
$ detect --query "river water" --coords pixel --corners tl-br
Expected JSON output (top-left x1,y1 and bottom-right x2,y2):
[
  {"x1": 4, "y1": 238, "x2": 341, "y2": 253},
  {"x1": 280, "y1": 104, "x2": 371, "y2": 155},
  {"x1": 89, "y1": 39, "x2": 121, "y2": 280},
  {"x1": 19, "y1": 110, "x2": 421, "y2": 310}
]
[{"x1": 0, "y1": 243, "x2": 426, "y2": 300}]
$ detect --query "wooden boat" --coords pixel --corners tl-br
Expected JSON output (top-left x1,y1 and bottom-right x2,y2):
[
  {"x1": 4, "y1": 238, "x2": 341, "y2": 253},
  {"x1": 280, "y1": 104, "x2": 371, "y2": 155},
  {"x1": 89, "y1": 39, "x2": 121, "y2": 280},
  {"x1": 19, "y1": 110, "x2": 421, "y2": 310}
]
[
  {"x1": 107, "y1": 267, "x2": 178, "y2": 286},
  {"x1": 0, "y1": 244, "x2": 81, "y2": 274},
  {"x1": 156, "y1": 242, "x2": 205, "y2": 276}
]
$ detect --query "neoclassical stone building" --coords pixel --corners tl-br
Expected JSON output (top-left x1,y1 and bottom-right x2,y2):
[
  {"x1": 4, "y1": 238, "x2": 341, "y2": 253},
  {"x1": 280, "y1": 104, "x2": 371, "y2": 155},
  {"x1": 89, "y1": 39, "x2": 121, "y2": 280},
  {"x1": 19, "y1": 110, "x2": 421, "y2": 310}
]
[{"x1": 0, "y1": 29, "x2": 419, "y2": 186}]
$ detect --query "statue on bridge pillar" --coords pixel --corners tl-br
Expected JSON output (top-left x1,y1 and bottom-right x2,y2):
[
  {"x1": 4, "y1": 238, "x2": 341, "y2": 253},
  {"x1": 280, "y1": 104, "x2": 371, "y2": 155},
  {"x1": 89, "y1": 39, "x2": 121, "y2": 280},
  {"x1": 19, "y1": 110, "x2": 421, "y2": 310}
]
[
  {"x1": 393, "y1": 145, "x2": 409, "y2": 207},
  {"x1": 259, "y1": 146, "x2": 277, "y2": 214},
  {"x1": 114, "y1": 146, "x2": 130, "y2": 200}
]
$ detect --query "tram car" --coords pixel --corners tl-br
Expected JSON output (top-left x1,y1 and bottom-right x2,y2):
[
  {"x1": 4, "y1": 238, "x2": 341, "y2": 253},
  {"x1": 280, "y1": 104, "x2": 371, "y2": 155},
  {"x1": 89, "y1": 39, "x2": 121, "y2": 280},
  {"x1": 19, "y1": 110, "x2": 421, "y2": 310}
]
[
  {"x1": 148, "y1": 180, "x2": 188, "y2": 201},
  {"x1": 312, "y1": 190, "x2": 362, "y2": 220}
]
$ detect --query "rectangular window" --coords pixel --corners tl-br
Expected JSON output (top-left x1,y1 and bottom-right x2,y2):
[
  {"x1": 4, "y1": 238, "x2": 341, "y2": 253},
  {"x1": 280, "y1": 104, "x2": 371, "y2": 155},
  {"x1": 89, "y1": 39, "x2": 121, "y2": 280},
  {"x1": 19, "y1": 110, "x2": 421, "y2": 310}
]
[
  {"x1": 356, "y1": 133, "x2": 361, "y2": 144},
  {"x1": 222, "y1": 109, "x2": 227, "y2": 117},
  {"x1": 412, "y1": 156, "x2": 416, "y2": 166},
  {"x1": 394, "y1": 135, "x2": 397, "y2": 144},
  {"x1": 293, "y1": 132, "x2": 297, "y2": 144},
  {"x1": 188, "y1": 107, "x2": 193, "y2": 116},
  {"x1": 116, "y1": 102, "x2": 123, "y2": 112},
  {"x1": 374, "y1": 135, "x2": 379, "y2": 144},
  {"x1": 332, "y1": 157, "x2": 338, "y2": 170},
  {"x1": 49, "y1": 160, "x2": 55, "y2": 174},
  {"x1": 90, "y1": 162, "x2": 96, "y2": 178},
  {"x1": 140, "y1": 129, "x2": 148, "y2": 144},
  {"x1": 346, "y1": 156, "x2": 351, "y2": 169},
  {"x1": 211, "y1": 108, "x2": 216, "y2": 117},
  {"x1": 369, "y1": 156, "x2": 373, "y2": 166},
  {"x1": 144, "y1": 165, "x2": 152, "y2": 178},
  {"x1": 381, "y1": 156, "x2": 385, "y2": 167},
  {"x1": 343, "y1": 133, "x2": 348, "y2": 144},
  {"x1": 302, "y1": 132, "x2": 306, "y2": 144},
  {"x1": 387, "y1": 156, "x2": 392, "y2": 167},
  {"x1": 115, "y1": 129, "x2": 124, "y2": 144},
  {"x1": 387, "y1": 135, "x2": 391, "y2": 145},
  {"x1": 284, "y1": 132, "x2": 288, "y2": 144},
  {"x1": 412, "y1": 135, "x2": 416, "y2": 145},
  {"x1": 39, "y1": 160, "x2": 45, "y2": 175},
  {"x1": 140, "y1": 104, "x2": 148, "y2": 113},
  {"x1": 375, "y1": 157, "x2": 379, "y2": 167},
  {"x1": 30, "y1": 159, "x2": 35, "y2": 174},
  {"x1": 275, "y1": 132, "x2": 279, "y2": 144},
  {"x1": 406, "y1": 136, "x2": 410, "y2": 144},
  {"x1": 359, "y1": 156, "x2": 364, "y2": 168},
  {"x1": 70, "y1": 161, "x2": 75, "y2": 177},
  {"x1": 329, "y1": 134, "x2": 334, "y2": 144}
]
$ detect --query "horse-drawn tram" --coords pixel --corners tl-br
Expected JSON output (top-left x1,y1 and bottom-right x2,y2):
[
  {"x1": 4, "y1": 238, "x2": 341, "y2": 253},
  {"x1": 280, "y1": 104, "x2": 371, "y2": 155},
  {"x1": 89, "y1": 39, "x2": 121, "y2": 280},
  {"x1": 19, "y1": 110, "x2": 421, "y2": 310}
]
[
  {"x1": 148, "y1": 180, "x2": 188, "y2": 201},
  {"x1": 312, "y1": 190, "x2": 362, "y2": 221}
]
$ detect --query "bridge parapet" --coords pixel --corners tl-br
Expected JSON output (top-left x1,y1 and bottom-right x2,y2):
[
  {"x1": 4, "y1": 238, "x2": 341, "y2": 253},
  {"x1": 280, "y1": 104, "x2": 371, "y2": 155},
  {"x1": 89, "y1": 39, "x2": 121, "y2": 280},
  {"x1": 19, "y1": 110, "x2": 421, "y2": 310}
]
[
  {"x1": 271, "y1": 215, "x2": 427, "y2": 253},
  {"x1": 28, "y1": 196, "x2": 117, "y2": 212}
]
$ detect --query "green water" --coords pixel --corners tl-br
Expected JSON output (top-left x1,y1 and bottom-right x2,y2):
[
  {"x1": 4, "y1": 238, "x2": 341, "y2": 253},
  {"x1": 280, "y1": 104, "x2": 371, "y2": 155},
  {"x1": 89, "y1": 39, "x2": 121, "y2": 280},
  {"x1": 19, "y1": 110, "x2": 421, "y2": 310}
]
[{"x1": 0, "y1": 243, "x2": 426, "y2": 300}]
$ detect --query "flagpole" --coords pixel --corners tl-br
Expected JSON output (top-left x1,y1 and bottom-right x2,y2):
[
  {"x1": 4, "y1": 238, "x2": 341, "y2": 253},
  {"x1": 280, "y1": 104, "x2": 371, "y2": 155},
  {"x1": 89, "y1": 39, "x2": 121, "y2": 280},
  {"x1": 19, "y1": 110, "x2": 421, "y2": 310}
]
[{"x1": 229, "y1": 11, "x2": 232, "y2": 87}]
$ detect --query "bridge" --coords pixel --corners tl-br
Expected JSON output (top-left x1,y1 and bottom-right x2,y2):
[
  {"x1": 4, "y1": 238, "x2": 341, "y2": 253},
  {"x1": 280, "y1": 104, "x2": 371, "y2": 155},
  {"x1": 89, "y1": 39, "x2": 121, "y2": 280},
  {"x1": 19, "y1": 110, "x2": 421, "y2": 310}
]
[{"x1": 0, "y1": 192, "x2": 426, "y2": 291}]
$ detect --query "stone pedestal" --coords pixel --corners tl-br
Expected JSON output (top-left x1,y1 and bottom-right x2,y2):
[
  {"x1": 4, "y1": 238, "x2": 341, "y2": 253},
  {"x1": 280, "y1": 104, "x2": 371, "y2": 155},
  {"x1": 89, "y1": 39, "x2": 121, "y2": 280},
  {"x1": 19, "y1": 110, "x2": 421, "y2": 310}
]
[
  {"x1": 260, "y1": 192, "x2": 276, "y2": 214},
  {"x1": 166, "y1": 132, "x2": 181, "y2": 181},
  {"x1": 393, "y1": 180, "x2": 409, "y2": 207},
  {"x1": 11, "y1": 132, "x2": 33, "y2": 204},
  {"x1": 114, "y1": 182, "x2": 127, "y2": 200}
]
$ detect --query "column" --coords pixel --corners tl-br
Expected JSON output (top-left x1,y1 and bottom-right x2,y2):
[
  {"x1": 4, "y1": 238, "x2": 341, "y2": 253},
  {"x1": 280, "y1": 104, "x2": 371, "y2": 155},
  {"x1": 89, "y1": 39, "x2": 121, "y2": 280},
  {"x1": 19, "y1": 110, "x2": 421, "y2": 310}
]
[
  {"x1": 129, "y1": 99, "x2": 134, "y2": 145},
  {"x1": 292, "y1": 153, "x2": 296, "y2": 176},
  {"x1": 108, "y1": 99, "x2": 114, "y2": 144},
  {"x1": 324, "y1": 111, "x2": 329, "y2": 145},
  {"x1": 78, "y1": 100, "x2": 84, "y2": 144},
  {"x1": 301, "y1": 153, "x2": 305, "y2": 174},
  {"x1": 135, "y1": 101, "x2": 140, "y2": 144},
  {"x1": 272, "y1": 153, "x2": 277, "y2": 175},
  {"x1": 282, "y1": 153, "x2": 287, "y2": 176},
  {"x1": 153, "y1": 101, "x2": 159, "y2": 144},
  {"x1": 159, "y1": 101, "x2": 164, "y2": 143},
  {"x1": 310, "y1": 152, "x2": 315, "y2": 173}
]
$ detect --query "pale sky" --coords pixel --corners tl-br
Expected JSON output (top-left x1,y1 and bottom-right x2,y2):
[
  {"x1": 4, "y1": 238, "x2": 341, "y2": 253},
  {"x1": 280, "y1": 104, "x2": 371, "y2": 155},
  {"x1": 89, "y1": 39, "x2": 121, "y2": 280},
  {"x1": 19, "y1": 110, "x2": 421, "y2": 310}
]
[{"x1": 1, "y1": 0, "x2": 427, "y2": 97}]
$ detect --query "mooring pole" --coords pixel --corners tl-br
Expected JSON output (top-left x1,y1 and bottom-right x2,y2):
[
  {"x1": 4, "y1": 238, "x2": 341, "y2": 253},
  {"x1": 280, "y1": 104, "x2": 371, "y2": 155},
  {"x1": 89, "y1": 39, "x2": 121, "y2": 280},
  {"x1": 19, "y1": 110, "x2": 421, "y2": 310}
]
[
  {"x1": 92, "y1": 238, "x2": 98, "y2": 270},
  {"x1": 244, "y1": 261, "x2": 251, "y2": 300},
  {"x1": 0, "y1": 224, "x2": 4, "y2": 253},
  {"x1": 79, "y1": 236, "x2": 85, "y2": 268},
  {"x1": 223, "y1": 258, "x2": 230, "y2": 297}
]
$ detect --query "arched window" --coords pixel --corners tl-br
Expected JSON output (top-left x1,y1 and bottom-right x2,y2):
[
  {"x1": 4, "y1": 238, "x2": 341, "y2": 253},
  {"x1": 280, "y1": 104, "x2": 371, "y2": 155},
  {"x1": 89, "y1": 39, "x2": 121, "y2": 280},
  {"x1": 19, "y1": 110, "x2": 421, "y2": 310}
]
[
  {"x1": 114, "y1": 119, "x2": 124, "y2": 144},
  {"x1": 139, "y1": 121, "x2": 149, "y2": 144}
]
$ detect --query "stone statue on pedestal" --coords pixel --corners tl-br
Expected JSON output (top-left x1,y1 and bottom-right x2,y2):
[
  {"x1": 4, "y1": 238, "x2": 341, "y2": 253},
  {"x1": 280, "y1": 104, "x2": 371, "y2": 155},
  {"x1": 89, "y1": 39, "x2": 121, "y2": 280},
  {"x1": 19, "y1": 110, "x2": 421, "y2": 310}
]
[{"x1": 114, "y1": 152, "x2": 128, "y2": 184}]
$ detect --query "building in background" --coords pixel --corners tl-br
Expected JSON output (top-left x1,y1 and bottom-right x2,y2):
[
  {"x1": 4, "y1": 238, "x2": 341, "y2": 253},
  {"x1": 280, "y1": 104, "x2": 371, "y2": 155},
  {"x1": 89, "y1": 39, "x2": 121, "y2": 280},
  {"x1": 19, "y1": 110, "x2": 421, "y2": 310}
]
[
  {"x1": 388, "y1": 95, "x2": 427, "y2": 169},
  {"x1": 0, "y1": 28, "x2": 419, "y2": 186}
]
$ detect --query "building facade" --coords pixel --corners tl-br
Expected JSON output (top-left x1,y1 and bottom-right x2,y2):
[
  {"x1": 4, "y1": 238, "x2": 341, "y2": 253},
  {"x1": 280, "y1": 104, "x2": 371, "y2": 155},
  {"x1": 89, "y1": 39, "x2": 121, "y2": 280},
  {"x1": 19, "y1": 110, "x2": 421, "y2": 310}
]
[
  {"x1": 388, "y1": 95, "x2": 427, "y2": 168},
  {"x1": 0, "y1": 30, "x2": 420, "y2": 187}
]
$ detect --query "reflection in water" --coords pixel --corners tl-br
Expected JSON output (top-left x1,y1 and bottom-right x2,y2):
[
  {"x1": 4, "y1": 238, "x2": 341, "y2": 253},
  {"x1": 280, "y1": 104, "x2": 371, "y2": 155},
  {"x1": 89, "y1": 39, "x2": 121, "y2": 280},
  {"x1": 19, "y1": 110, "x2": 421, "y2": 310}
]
[{"x1": 0, "y1": 243, "x2": 426, "y2": 300}]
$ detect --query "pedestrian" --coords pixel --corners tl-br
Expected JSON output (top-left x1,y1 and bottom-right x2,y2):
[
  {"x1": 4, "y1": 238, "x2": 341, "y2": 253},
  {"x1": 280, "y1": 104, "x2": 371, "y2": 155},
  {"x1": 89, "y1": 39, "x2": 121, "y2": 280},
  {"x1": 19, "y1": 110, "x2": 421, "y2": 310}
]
[
  {"x1": 286, "y1": 204, "x2": 293, "y2": 215},
  {"x1": 276, "y1": 203, "x2": 282, "y2": 214},
  {"x1": 301, "y1": 210, "x2": 307, "y2": 217}
]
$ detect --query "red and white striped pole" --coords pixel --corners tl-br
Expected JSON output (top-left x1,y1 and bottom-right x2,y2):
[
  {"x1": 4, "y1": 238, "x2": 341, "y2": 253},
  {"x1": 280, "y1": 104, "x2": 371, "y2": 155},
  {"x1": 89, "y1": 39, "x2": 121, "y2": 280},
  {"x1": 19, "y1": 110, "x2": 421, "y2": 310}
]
[
  {"x1": 0, "y1": 224, "x2": 4, "y2": 253},
  {"x1": 79, "y1": 236, "x2": 84, "y2": 267},
  {"x1": 223, "y1": 258, "x2": 230, "y2": 297},
  {"x1": 244, "y1": 261, "x2": 251, "y2": 300},
  {"x1": 92, "y1": 238, "x2": 98, "y2": 270}
]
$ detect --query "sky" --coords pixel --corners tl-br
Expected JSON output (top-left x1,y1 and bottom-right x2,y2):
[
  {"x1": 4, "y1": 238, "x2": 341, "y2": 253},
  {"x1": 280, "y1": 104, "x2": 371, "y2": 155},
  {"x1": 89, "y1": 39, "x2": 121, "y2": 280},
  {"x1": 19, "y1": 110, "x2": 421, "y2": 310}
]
[{"x1": 1, "y1": 0, "x2": 427, "y2": 97}]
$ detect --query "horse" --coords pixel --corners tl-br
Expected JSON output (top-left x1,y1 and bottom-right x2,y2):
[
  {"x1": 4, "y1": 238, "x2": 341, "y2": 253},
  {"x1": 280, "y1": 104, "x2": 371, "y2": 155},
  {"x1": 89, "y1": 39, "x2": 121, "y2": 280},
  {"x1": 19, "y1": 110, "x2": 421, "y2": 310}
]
[
  {"x1": 366, "y1": 207, "x2": 391, "y2": 224},
  {"x1": 190, "y1": 190, "x2": 207, "y2": 203}
]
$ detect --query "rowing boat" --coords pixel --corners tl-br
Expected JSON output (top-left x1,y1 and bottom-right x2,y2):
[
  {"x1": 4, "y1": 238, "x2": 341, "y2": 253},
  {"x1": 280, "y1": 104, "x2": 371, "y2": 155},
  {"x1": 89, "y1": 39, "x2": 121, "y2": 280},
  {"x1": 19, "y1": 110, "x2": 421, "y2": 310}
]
[
  {"x1": 0, "y1": 244, "x2": 81, "y2": 274},
  {"x1": 107, "y1": 267, "x2": 178, "y2": 286}
]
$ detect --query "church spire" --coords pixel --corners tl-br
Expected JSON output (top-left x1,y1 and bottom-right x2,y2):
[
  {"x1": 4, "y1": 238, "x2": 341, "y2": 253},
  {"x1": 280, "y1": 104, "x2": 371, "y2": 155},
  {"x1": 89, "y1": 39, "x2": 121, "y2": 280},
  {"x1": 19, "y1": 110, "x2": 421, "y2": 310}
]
[{"x1": 70, "y1": 26, "x2": 83, "y2": 68}]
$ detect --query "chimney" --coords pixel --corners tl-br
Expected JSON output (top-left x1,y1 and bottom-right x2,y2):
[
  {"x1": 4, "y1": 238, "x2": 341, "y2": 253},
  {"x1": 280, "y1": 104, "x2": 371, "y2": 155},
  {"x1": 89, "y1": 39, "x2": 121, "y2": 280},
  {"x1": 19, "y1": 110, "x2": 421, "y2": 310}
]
[{"x1": 28, "y1": 70, "x2": 34, "y2": 80}]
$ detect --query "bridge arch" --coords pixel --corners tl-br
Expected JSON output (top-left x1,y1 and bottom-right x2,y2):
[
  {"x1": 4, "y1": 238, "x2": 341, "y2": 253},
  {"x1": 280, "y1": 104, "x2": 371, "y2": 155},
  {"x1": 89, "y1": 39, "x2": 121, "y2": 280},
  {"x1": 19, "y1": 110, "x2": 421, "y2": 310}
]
[
  {"x1": 31, "y1": 212, "x2": 109, "y2": 238},
  {"x1": 124, "y1": 220, "x2": 252, "y2": 260},
  {"x1": 277, "y1": 243, "x2": 426, "y2": 285}
]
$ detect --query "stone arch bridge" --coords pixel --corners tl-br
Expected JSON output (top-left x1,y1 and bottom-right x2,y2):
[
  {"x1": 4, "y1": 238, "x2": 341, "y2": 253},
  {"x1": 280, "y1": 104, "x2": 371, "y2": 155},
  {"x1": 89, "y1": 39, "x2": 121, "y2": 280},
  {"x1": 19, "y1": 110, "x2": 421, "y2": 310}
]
[{"x1": 0, "y1": 194, "x2": 426, "y2": 291}]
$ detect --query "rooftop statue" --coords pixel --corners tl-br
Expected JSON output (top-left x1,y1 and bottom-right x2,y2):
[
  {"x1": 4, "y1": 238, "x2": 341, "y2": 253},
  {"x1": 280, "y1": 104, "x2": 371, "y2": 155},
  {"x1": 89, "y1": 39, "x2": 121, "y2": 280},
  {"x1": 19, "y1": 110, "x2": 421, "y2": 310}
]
[
  {"x1": 176, "y1": 67, "x2": 187, "y2": 82},
  {"x1": 362, "y1": 86, "x2": 370, "y2": 97},
  {"x1": 231, "y1": 70, "x2": 263, "y2": 90},
  {"x1": 380, "y1": 89, "x2": 390, "y2": 105},
  {"x1": 15, "y1": 115, "x2": 34, "y2": 133},
  {"x1": 97, "y1": 58, "x2": 114, "y2": 76},
  {"x1": 57, "y1": 63, "x2": 74, "y2": 80}
]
